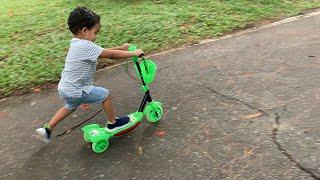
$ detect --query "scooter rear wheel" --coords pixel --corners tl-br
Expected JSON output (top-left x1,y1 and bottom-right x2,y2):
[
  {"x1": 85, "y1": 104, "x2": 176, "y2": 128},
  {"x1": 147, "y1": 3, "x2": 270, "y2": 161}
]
[
  {"x1": 84, "y1": 133, "x2": 90, "y2": 142},
  {"x1": 92, "y1": 140, "x2": 109, "y2": 153}
]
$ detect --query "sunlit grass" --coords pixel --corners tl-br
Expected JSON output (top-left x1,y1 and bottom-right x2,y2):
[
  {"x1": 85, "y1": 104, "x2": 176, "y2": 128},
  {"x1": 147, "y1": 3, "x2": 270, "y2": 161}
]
[{"x1": 1, "y1": 0, "x2": 319, "y2": 96}]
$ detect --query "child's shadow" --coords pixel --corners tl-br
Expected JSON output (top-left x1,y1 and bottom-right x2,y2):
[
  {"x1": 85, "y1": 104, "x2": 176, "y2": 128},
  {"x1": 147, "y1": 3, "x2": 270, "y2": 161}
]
[{"x1": 16, "y1": 121, "x2": 160, "y2": 178}]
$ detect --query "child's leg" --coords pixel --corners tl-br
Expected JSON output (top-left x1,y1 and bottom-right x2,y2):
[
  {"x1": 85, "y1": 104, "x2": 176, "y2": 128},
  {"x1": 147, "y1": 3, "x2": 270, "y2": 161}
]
[
  {"x1": 102, "y1": 95, "x2": 116, "y2": 123},
  {"x1": 36, "y1": 107, "x2": 75, "y2": 143},
  {"x1": 48, "y1": 107, "x2": 75, "y2": 131},
  {"x1": 80, "y1": 86, "x2": 129, "y2": 129},
  {"x1": 102, "y1": 94, "x2": 130, "y2": 130}
]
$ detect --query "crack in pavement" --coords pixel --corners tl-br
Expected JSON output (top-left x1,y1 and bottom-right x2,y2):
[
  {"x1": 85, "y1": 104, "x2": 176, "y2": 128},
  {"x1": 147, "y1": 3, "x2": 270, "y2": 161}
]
[
  {"x1": 272, "y1": 113, "x2": 320, "y2": 180},
  {"x1": 206, "y1": 87, "x2": 269, "y2": 116},
  {"x1": 205, "y1": 86, "x2": 319, "y2": 179}
]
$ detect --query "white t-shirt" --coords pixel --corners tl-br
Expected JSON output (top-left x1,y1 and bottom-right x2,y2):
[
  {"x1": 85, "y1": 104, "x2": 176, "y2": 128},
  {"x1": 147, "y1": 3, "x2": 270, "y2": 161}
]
[{"x1": 58, "y1": 38, "x2": 104, "y2": 98}]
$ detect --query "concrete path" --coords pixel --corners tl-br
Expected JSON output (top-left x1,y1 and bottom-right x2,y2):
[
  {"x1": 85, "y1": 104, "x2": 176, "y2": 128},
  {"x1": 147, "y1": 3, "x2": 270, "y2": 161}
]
[{"x1": 1, "y1": 12, "x2": 320, "y2": 180}]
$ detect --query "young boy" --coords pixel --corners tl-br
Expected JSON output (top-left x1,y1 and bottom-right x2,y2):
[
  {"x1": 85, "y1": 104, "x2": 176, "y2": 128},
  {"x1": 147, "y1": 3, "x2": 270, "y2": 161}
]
[{"x1": 35, "y1": 7, "x2": 144, "y2": 143}]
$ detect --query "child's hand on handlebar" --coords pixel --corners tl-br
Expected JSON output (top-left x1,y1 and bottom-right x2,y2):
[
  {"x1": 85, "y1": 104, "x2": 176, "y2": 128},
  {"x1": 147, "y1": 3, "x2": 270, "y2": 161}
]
[{"x1": 134, "y1": 49, "x2": 144, "y2": 57}]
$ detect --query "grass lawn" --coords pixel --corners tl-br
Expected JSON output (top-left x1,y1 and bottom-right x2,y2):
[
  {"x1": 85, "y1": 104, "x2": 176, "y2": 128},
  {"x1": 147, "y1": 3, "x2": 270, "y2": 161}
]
[{"x1": 1, "y1": 0, "x2": 320, "y2": 97}]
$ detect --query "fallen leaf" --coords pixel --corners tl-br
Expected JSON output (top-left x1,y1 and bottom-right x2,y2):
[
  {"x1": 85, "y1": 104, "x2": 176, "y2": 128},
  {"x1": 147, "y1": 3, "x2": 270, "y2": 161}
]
[
  {"x1": 33, "y1": 87, "x2": 41, "y2": 93},
  {"x1": 138, "y1": 146, "x2": 143, "y2": 155},
  {"x1": 244, "y1": 147, "x2": 254, "y2": 156},
  {"x1": 154, "y1": 130, "x2": 166, "y2": 137},
  {"x1": 180, "y1": 23, "x2": 188, "y2": 30},
  {"x1": 242, "y1": 72, "x2": 254, "y2": 78},
  {"x1": 200, "y1": 63, "x2": 209, "y2": 69},
  {"x1": 244, "y1": 112, "x2": 262, "y2": 119},
  {"x1": 8, "y1": 10, "x2": 13, "y2": 17},
  {"x1": 0, "y1": 111, "x2": 9, "y2": 118},
  {"x1": 226, "y1": 79, "x2": 235, "y2": 85},
  {"x1": 79, "y1": 104, "x2": 90, "y2": 111},
  {"x1": 204, "y1": 128, "x2": 210, "y2": 135},
  {"x1": 30, "y1": 101, "x2": 37, "y2": 106}
]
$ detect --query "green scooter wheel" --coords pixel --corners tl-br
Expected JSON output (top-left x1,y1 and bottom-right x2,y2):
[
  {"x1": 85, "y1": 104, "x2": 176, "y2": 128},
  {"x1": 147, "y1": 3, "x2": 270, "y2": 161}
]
[
  {"x1": 92, "y1": 140, "x2": 109, "y2": 153},
  {"x1": 144, "y1": 101, "x2": 163, "y2": 123},
  {"x1": 84, "y1": 133, "x2": 90, "y2": 142}
]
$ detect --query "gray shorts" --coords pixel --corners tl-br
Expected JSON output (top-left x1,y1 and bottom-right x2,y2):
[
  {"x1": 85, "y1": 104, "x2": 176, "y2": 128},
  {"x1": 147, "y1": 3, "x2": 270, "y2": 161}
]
[{"x1": 59, "y1": 86, "x2": 109, "y2": 110}]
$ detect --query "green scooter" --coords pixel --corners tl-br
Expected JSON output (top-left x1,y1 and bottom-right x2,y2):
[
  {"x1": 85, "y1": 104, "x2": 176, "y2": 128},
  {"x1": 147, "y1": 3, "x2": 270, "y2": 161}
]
[{"x1": 82, "y1": 45, "x2": 163, "y2": 153}]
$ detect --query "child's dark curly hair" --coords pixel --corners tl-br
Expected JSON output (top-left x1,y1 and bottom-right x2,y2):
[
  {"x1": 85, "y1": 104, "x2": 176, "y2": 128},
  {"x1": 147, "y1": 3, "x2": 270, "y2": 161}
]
[{"x1": 68, "y1": 7, "x2": 100, "y2": 34}]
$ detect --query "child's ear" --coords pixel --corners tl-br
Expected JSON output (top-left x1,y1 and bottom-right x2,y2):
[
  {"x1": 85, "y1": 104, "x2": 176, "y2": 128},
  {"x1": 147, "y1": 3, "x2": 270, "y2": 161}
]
[{"x1": 81, "y1": 27, "x2": 88, "y2": 35}]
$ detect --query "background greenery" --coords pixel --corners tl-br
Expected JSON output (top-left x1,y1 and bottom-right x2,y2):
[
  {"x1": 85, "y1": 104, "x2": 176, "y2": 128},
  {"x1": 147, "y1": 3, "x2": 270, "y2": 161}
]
[{"x1": 1, "y1": 0, "x2": 320, "y2": 97}]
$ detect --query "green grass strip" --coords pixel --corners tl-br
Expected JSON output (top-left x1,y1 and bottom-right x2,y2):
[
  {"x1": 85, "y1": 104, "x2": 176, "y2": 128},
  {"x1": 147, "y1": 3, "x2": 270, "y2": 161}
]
[{"x1": 1, "y1": 0, "x2": 320, "y2": 96}]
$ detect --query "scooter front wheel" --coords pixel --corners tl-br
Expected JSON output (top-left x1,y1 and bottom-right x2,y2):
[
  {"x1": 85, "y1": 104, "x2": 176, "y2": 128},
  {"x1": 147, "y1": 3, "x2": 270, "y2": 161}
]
[{"x1": 144, "y1": 101, "x2": 163, "y2": 123}]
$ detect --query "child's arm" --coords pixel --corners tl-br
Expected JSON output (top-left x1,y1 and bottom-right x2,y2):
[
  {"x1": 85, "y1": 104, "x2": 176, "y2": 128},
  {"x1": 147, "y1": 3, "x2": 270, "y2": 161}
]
[{"x1": 99, "y1": 48, "x2": 144, "y2": 59}]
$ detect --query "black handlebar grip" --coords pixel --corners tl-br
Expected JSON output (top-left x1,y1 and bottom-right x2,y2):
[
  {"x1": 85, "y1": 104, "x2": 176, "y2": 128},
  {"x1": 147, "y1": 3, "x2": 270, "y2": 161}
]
[{"x1": 139, "y1": 53, "x2": 145, "y2": 58}]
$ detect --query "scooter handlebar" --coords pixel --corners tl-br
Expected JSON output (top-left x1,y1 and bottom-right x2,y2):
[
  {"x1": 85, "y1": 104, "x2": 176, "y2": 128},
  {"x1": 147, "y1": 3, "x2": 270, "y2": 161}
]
[
  {"x1": 128, "y1": 45, "x2": 144, "y2": 62},
  {"x1": 128, "y1": 45, "x2": 137, "y2": 52}
]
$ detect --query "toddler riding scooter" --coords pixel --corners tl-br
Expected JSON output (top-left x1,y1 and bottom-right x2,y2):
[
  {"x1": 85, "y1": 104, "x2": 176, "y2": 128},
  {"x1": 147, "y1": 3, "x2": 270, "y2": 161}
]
[{"x1": 82, "y1": 45, "x2": 163, "y2": 153}]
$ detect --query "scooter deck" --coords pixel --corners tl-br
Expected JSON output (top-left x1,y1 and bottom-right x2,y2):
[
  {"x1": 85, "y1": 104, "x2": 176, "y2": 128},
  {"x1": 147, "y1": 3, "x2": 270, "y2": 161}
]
[
  {"x1": 114, "y1": 122, "x2": 141, "y2": 136},
  {"x1": 104, "y1": 112, "x2": 144, "y2": 136},
  {"x1": 82, "y1": 112, "x2": 144, "y2": 143}
]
